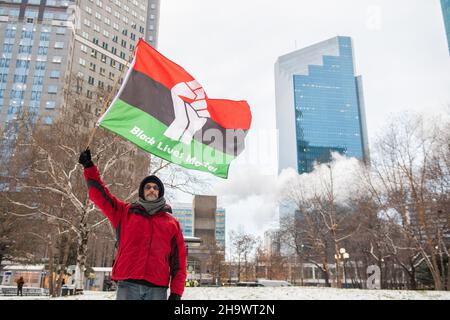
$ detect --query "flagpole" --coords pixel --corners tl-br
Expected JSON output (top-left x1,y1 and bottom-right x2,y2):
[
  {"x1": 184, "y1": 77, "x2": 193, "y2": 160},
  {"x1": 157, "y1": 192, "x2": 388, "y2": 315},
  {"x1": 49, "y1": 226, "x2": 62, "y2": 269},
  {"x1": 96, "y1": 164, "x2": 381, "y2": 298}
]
[{"x1": 85, "y1": 51, "x2": 135, "y2": 149}]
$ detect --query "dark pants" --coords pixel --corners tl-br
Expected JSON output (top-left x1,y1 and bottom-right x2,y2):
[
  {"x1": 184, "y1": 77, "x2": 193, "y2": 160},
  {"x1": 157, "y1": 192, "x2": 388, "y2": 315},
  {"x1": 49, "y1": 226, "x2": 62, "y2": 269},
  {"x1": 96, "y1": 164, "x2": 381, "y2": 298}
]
[
  {"x1": 17, "y1": 286, "x2": 23, "y2": 296},
  {"x1": 116, "y1": 281, "x2": 167, "y2": 300}
]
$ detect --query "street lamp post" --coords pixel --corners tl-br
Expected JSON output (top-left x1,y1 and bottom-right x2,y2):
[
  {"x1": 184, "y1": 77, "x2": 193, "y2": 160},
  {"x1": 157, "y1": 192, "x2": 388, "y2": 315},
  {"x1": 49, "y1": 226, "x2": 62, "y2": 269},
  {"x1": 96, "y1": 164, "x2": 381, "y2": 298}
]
[
  {"x1": 300, "y1": 244, "x2": 304, "y2": 286},
  {"x1": 335, "y1": 248, "x2": 350, "y2": 288}
]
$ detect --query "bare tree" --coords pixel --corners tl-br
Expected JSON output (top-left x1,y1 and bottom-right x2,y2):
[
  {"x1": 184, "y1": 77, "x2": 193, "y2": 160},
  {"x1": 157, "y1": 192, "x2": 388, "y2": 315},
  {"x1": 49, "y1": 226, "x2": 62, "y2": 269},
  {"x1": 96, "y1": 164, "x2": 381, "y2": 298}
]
[
  {"x1": 230, "y1": 229, "x2": 257, "y2": 282},
  {"x1": 364, "y1": 113, "x2": 449, "y2": 290}
]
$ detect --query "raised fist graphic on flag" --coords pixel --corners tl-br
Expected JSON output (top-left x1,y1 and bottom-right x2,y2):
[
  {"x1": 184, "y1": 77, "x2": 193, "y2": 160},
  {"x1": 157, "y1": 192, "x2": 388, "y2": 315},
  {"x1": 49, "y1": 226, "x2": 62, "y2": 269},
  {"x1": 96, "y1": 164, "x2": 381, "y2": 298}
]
[{"x1": 164, "y1": 80, "x2": 210, "y2": 144}]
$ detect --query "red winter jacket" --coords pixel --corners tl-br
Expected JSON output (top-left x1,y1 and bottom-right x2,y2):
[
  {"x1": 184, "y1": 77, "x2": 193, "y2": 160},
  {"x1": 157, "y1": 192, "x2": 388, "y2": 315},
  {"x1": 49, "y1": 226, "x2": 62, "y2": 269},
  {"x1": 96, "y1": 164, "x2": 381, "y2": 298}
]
[{"x1": 84, "y1": 165, "x2": 187, "y2": 296}]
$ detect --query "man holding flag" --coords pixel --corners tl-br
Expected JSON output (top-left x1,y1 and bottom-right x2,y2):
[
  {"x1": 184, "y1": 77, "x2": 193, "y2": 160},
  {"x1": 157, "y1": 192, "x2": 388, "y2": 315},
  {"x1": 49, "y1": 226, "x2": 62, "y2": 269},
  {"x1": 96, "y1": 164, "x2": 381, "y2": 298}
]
[
  {"x1": 78, "y1": 148, "x2": 187, "y2": 300},
  {"x1": 78, "y1": 39, "x2": 251, "y2": 299}
]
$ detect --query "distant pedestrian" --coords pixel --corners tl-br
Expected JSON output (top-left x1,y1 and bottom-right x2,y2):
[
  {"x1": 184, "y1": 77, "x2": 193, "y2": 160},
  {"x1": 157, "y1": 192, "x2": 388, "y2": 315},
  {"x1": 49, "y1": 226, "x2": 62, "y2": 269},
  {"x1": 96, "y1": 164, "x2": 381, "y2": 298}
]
[{"x1": 16, "y1": 276, "x2": 25, "y2": 296}]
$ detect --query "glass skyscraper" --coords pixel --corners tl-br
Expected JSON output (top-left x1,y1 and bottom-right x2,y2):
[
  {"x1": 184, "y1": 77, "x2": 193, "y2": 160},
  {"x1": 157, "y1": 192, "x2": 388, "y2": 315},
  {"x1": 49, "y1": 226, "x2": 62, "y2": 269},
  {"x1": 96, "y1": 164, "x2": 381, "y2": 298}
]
[
  {"x1": 442, "y1": 0, "x2": 450, "y2": 54},
  {"x1": 275, "y1": 36, "x2": 369, "y2": 174}
]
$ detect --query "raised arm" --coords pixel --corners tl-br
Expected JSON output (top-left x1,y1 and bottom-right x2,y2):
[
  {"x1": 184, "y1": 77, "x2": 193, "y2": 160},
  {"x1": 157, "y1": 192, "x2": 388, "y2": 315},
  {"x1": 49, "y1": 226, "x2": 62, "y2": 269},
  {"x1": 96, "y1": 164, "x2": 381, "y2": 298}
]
[{"x1": 79, "y1": 148, "x2": 125, "y2": 228}]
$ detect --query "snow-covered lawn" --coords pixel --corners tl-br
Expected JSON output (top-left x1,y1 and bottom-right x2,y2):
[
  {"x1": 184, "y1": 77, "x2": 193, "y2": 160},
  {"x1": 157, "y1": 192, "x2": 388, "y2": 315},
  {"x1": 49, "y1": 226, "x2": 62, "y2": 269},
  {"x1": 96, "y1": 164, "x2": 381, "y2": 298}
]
[{"x1": 1, "y1": 287, "x2": 449, "y2": 300}]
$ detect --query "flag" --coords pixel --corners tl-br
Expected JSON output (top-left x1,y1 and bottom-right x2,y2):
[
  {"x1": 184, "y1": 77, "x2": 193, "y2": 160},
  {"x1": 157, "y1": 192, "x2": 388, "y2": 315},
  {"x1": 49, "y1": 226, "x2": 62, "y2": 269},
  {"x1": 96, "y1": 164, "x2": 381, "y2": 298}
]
[{"x1": 97, "y1": 39, "x2": 252, "y2": 178}]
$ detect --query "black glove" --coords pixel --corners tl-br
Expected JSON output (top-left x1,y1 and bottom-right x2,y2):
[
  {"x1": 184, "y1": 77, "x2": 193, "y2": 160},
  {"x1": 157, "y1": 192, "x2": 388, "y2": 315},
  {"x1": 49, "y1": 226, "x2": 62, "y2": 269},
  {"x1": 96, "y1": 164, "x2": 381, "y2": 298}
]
[
  {"x1": 78, "y1": 148, "x2": 94, "y2": 168},
  {"x1": 168, "y1": 293, "x2": 181, "y2": 300}
]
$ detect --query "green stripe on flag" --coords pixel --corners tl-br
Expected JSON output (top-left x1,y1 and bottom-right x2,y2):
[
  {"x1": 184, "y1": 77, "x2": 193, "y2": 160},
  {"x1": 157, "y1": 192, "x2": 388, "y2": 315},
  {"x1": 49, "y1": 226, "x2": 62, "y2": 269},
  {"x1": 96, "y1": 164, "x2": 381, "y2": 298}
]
[{"x1": 99, "y1": 99, "x2": 235, "y2": 178}]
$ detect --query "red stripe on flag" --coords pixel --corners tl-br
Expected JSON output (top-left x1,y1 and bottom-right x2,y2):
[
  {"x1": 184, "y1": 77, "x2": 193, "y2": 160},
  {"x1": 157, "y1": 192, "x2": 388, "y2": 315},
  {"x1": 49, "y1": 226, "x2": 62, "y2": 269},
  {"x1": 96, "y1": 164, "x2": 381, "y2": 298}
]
[
  {"x1": 207, "y1": 99, "x2": 252, "y2": 130},
  {"x1": 132, "y1": 39, "x2": 252, "y2": 130},
  {"x1": 134, "y1": 39, "x2": 195, "y2": 89}
]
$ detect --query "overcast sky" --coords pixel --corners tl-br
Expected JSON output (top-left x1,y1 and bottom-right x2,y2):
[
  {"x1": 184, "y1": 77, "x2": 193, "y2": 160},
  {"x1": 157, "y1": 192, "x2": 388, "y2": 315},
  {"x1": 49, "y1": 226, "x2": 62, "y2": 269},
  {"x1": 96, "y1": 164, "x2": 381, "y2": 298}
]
[{"x1": 157, "y1": 0, "x2": 450, "y2": 240}]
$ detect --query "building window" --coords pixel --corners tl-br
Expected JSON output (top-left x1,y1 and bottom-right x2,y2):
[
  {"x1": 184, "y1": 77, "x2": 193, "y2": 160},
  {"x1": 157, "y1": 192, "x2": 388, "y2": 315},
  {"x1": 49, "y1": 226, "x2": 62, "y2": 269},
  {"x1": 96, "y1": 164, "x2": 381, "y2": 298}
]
[
  {"x1": 54, "y1": 42, "x2": 64, "y2": 49},
  {"x1": 56, "y1": 27, "x2": 66, "y2": 35},
  {"x1": 81, "y1": 44, "x2": 87, "y2": 53},
  {"x1": 13, "y1": 75, "x2": 27, "y2": 83},
  {"x1": 50, "y1": 70, "x2": 60, "y2": 79},
  {"x1": 18, "y1": 45, "x2": 33, "y2": 54},
  {"x1": 48, "y1": 85, "x2": 58, "y2": 94},
  {"x1": 35, "y1": 61, "x2": 46, "y2": 70},
  {"x1": 79, "y1": 58, "x2": 86, "y2": 66},
  {"x1": 43, "y1": 12, "x2": 54, "y2": 20},
  {"x1": 33, "y1": 76, "x2": 44, "y2": 85},
  {"x1": 16, "y1": 60, "x2": 30, "y2": 69},
  {"x1": 38, "y1": 46, "x2": 48, "y2": 55},
  {"x1": 0, "y1": 58, "x2": 11, "y2": 68},
  {"x1": 44, "y1": 116, "x2": 53, "y2": 125},
  {"x1": 10, "y1": 90, "x2": 25, "y2": 99},
  {"x1": 45, "y1": 101, "x2": 56, "y2": 109},
  {"x1": 25, "y1": 9, "x2": 39, "y2": 18},
  {"x1": 52, "y1": 56, "x2": 62, "y2": 64},
  {"x1": 21, "y1": 31, "x2": 34, "y2": 39},
  {"x1": 40, "y1": 33, "x2": 50, "y2": 41},
  {"x1": 3, "y1": 43, "x2": 14, "y2": 53}
]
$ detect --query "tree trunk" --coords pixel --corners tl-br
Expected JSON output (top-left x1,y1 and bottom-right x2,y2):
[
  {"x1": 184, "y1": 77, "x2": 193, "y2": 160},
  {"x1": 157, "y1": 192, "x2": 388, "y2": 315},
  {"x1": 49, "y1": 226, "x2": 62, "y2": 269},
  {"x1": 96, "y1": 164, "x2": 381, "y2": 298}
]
[
  {"x1": 430, "y1": 252, "x2": 443, "y2": 290},
  {"x1": 446, "y1": 256, "x2": 450, "y2": 291},
  {"x1": 322, "y1": 261, "x2": 331, "y2": 287},
  {"x1": 48, "y1": 234, "x2": 55, "y2": 297},
  {"x1": 55, "y1": 231, "x2": 73, "y2": 297},
  {"x1": 409, "y1": 267, "x2": 417, "y2": 290},
  {"x1": 74, "y1": 222, "x2": 89, "y2": 293}
]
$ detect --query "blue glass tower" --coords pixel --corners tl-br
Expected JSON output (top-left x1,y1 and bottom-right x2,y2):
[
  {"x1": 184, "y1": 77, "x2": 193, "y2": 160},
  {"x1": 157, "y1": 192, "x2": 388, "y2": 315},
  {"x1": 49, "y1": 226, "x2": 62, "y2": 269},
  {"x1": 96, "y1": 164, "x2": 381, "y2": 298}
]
[
  {"x1": 442, "y1": 0, "x2": 450, "y2": 54},
  {"x1": 275, "y1": 36, "x2": 369, "y2": 174}
]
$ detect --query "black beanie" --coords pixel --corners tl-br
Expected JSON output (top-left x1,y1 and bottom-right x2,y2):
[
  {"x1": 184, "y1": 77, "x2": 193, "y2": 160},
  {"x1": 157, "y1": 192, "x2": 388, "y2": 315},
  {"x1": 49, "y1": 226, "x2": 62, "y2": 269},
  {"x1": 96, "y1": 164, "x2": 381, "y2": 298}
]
[{"x1": 138, "y1": 175, "x2": 164, "y2": 199}]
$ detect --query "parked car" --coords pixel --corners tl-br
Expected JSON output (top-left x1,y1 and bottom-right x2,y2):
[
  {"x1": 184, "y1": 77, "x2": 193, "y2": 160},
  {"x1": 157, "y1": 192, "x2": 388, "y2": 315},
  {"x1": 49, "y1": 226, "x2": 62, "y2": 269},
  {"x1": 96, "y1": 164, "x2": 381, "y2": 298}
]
[{"x1": 256, "y1": 279, "x2": 292, "y2": 287}]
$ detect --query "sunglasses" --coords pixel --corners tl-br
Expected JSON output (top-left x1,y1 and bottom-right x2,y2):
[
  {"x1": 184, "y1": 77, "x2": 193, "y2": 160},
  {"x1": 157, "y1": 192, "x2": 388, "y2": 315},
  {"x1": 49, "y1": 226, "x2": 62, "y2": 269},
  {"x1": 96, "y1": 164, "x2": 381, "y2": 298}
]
[{"x1": 144, "y1": 184, "x2": 159, "y2": 191}]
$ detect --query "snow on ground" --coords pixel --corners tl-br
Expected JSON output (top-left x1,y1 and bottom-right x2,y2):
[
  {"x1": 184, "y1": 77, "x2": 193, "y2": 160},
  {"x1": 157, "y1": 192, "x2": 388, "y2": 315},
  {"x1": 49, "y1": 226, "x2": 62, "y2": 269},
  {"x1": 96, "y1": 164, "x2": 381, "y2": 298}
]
[{"x1": 1, "y1": 287, "x2": 449, "y2": 300}]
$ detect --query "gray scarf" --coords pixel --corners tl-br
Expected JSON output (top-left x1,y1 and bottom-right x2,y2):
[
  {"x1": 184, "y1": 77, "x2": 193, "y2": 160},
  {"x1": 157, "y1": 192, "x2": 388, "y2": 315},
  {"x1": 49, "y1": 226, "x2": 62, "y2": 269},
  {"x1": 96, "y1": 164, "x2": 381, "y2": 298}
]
[{"x1": 135, "y1": 196, "x2": 166, "y2": 216}]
